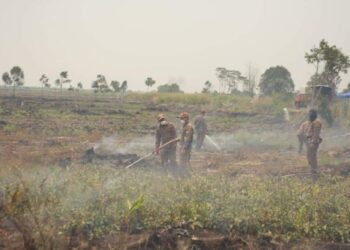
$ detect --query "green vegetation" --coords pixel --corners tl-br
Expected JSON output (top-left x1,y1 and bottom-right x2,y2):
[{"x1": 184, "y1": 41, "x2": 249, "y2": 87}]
[
  {"x1": 1, "y1": 167, "x2": 349, "y2": 249},
  {"x1": 0, "y1": 91, "x2": 349, "y2": 249},
  {"x1": 305, "y1": 39, "x2": 350, "y2": 91},
  {"x1": 259, "y1": 66, "x2": 294, "y2": 96},
  {"x1": 157, "y1": 83, "x2": 183, "y2": 93}
]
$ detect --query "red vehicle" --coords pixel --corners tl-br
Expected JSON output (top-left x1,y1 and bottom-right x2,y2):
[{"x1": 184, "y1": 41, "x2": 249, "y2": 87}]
[{"x1": 294, "y1": 93, "x2": 307, "y2": 109}]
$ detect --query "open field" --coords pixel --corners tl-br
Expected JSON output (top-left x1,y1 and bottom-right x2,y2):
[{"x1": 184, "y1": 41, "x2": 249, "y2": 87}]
[{"x1": 1, "y1": 91, "x2": 350, "y2": 249}]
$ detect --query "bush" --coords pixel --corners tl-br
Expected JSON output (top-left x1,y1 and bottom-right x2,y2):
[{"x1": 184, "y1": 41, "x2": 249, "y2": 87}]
[
  {"x1": 157, "y1": 83, "x2": 183, "y2": 93},
  {"x1": 254, "y1": 93, "x2": 293, "y2": 118}
]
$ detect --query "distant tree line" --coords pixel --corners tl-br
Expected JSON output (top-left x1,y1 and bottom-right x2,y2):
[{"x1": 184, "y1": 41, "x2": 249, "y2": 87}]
[{"x1": 2, "y1": 39, "x2": 349, "y2": 98}]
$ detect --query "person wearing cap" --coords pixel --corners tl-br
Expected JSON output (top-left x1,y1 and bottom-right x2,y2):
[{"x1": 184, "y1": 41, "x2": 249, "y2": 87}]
[
  {"x1": 155, "y1": 114, "x2": 178, "y2": 174},
  {"x1": 194, "y1": 109, "x2": 208, "y2": 150},
  {"x1": 178, "y1": 112, "x2": 194, "y2": 171}
]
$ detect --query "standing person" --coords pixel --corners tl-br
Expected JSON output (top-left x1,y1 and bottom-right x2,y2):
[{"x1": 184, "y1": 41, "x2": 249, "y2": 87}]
[
  {"x1": 297, "y1": 120, "x2": 309, "y2": 154},
  {"x1": 178, "y1": 112, "x2": 194, "y2": 172},
  {"x1": 305, "y1": 109, "x2": 322, "y2": 178},
  {"x1": 155, "y1": 114, "x2": 178, "y2": 175},
  {"x1": 194, "y1": 109, "x2": 208, "y2": 150}
]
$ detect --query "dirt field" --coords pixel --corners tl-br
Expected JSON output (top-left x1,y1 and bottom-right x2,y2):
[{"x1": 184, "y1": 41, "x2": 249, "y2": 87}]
[{"x1": 1, "y1": 94, "x2": 350, "y2": 249}]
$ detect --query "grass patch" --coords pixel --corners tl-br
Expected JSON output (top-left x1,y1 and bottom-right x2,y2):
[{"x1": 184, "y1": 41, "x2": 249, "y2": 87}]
[{"x1": 1, "y1": 166, "x2": 349, "y2": 248}]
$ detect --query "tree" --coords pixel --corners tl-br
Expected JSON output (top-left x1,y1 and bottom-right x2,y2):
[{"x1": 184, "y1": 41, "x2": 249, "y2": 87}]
[
  {"x1": 216, "y1": 67, "x2": 245, "y2": 94},
  {"x1": 244, "y1": 63, "x2": 258, "y2": 96},
  {"x1": 109, "y1": 80, "x2": 128, "y2": 102},
  {"x1": 55, "y1": 71, "x2": 71, "y2": 96},
  {"x1": 145, "y1": 77, "x2": 156, "y2": 91},
  {"x1": 157, "y1": 83, "x2": 183, "y2": 93},
  {"x1": 2, "y1": 66, "x2": 24, "y2": 97},
  {"x1": 201, "y1": 81, "x2": 212, "y2": 93},
  {"x1": 305, "y1": 39, "x2": 350, "y2": 92},
  {"x1": 91, "y1": 74, "x2": 111, "y2": 94},
  {"x1": 91, "y1": 81, "x2": 99, "y2": 93},
  {"x1": 120, "y1": 81, "x2": 128, "y2": 93},
  {"x1": 259, "y1": 66, "x2": 294, "y2": 95},
  {"x1": 39, "y1": 74, "x2": 49, "y2": 87},
  {"x1": 216, "y1": 67, "x2": 227, "y2": 93},
  {"x1": 39, "y1": 74, "x2": 50, "y2": 96},
  {"x1": 110, "y1": 81, "x2": 120, "y2": 92},
  {"x1": 77, "y1": 82, "x2": 83, "y2": 90},
  {"x1": 2, "y1": 72, "x2": 12, "y2": 86}
]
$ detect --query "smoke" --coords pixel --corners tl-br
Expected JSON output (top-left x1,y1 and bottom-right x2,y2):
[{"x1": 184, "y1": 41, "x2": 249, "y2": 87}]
[
  {"x1": 203, "y1": 127, "x2": 350, "y2": 152},
  {"x1": 91, "y1": 125, "x2": 350, "y2": 157},
  {"x1": 93, "y1": 134, "x2": 154, "y2": 155}
]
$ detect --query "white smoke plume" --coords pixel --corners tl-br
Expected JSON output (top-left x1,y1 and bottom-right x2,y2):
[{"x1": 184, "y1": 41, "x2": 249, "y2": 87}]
[
  {"x1": 93, "y1": 134, "x2": 154, "y2": 155},
  {"x1": 91, "y1": 126, "x2": 350, "y2": 156}
]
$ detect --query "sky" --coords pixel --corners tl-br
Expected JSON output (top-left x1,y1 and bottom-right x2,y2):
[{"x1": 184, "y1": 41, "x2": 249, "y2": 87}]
[{"x1": 0, "y1": 0, "x2": 350, "y2": 92}]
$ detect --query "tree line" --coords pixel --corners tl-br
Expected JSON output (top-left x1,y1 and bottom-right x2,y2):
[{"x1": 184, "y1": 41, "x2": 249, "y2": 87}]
[{"x1": 2, "y1": 39, "x2": 349, "y2": 97}]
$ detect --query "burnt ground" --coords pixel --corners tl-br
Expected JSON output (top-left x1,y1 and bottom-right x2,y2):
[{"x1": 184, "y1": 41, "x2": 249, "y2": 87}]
[{"x1": 0, "y1": 95, "x2": 350, "y2": 249}]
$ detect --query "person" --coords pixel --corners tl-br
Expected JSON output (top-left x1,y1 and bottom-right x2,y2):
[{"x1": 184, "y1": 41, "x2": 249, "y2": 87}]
[
  {"x1": 305, "y1": 109, "x2": 322, "y2": 178},
  {"x1": 297, "y1": 120, "x2": 309, "y2": 154},
  {"x1": 155, "y1": 114, "x2": 178, "y2": 174},
  {"x1": 178, "y1": 112, "x2": 194, "y2": 172},
  {"x1": 194, "y1": 109, "x2": 208, "y2": 150}
]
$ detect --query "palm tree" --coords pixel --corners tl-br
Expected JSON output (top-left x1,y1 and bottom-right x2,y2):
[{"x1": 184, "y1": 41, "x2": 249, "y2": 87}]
[
  {"x1": 145, "y1": 77, "x2": 156, "y2": 91},
  {"x1": 59, "y1": 71, "x2": 71, "y2": 96},
  {"x1": 39, "y1": 74, "x2": 49, "y2": 97},
  {"x1": 10, "y1": 66, "x2": 25, "y2": 96},
  {"x1": 2, "y1": 66, "x2": 24, "y2": 97}
]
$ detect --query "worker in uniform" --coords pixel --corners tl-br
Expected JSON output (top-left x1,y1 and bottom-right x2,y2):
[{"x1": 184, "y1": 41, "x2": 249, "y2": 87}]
[
  {"x1": 305, "y1": 109, "x2": 322, "y2": 179},
  {"x1": 155, "y1": 114, "x2": 178, "y2": 175},
  {"x1": 178, "y1": 112, "x2": 194, "y2": 173},
  {"x1": 194, "y1": 109, "x2": 208, "y2": 150}
]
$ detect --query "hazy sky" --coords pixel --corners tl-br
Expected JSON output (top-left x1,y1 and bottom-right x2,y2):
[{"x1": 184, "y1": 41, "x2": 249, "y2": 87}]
[{"x1": 1, "y1": 0, "x2": 350, "y2": 92}]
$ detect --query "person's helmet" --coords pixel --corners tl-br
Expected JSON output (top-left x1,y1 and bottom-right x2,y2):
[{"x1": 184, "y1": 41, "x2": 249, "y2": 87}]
[
  {"x1": 178, "y1": 112, "x2": 189, "y2": 120},
  {"x1": 157, "y1": 113, "x2": 166, "y2": 122}
]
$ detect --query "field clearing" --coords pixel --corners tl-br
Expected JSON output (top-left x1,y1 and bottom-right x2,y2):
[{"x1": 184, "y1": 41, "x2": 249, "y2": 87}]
[{"x1": 0, "y1": 92, "x2": 350, "y2": 249}]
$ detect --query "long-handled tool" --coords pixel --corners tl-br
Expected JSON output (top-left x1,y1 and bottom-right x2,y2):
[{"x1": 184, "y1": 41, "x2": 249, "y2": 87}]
[
  {"x1": 205, "y1": 135, "x2": 221, "y2": 151},
  {"x1": 125, "y1": 137, "x2": 180, "y2": 169}
]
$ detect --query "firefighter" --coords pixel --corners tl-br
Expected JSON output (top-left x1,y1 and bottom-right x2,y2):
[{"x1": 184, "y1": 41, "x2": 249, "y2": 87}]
[
  {"x1": 155, "y1": 114, "x2": 178, "y2": 174},
  {"x1": 305, "y1": 109, "x2": 322, "y2": 179},
  {"x1": 178, "y1": 112, "x2": 194, "y2": 172}
]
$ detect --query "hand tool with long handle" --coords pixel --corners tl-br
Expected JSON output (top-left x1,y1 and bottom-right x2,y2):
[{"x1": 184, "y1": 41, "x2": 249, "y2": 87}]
[{"x1": 125, "y1": 138, "x2": 180, "y2": 169}]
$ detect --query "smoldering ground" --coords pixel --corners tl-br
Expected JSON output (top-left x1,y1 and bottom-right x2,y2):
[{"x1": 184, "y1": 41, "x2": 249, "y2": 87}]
[{"x1": 89, "y1": 125, "x2": 350, "y2": 161}]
